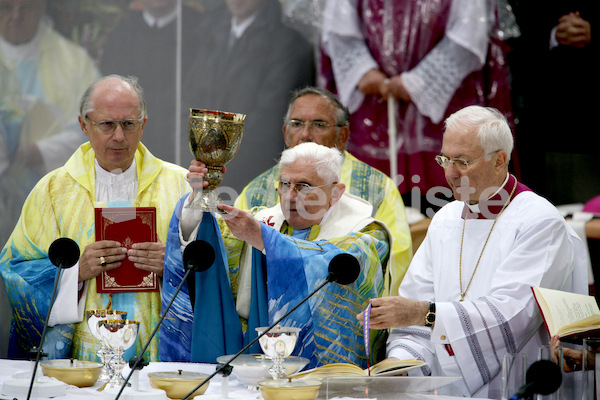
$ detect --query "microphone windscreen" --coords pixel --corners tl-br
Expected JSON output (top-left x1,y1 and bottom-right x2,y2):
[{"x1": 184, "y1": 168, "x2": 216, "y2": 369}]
[
  {"x1": 48, "y1": 238, "x2": 80, "y2": 269},
  {"x1": 526, "y1": 359, "x2": 562, "y2": 395},
  {"x1": 328, "y1": 253, "x2": 360, "y2": 285},
  {"x1": 183, "y1": 240, "x2": 215, "y2": 272}
]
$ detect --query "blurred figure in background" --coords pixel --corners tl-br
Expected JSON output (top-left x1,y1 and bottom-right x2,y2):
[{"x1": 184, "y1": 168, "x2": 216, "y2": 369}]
[
  {"x1": 100, "y1": 0, "x2": 213, "y2": 165},
  {"x1": 0, "y1": 0, "x2": 100, "y2": 248},
  {"x1": 319, "y1": 0, "x2": 517, "y2": 215},
  {"x1": 510, "y1": 0, "x2": 598, "y2": 206},
  {"x1": 184, "y1": 0, "x2": 315, "y2": 196}
]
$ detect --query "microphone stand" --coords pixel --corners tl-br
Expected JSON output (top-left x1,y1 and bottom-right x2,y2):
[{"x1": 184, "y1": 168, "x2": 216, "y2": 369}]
[
  {"x1": 180, "y1": 273, "x2": 338, "y2": 400},
  {"x1": 26, "y1": 238, "x2": 80, "y2": 400},
  {"x1": 26, "y1": 267, "x2": 65, "y2": 400},
  {"x1": 114, "y1": 264, "x2": 202, "y2": 400}
]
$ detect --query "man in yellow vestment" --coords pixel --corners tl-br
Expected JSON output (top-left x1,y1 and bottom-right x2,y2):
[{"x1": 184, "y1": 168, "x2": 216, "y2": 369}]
[{"x1": 0, "y1": 75, "x2": 189, "y2": 361}]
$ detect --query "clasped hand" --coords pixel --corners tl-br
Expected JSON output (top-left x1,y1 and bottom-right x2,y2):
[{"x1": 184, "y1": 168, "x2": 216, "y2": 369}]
[
  {"x1": 358, "y1": 69, "x2": 411, "y2": 103},
  {"x1": 78, "y1": 240, "x2": 166, "y2": 282},
  {"x1": 556, "y1": 12, "x2": 591, "y2": 48}
]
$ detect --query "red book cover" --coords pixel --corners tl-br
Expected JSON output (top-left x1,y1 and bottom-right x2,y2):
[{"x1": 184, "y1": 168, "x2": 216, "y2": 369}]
[{"x1": 95, "y1": 207, "x2": 159, "y2": 293}]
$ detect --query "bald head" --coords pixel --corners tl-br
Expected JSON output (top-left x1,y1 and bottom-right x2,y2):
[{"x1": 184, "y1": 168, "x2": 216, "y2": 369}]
[{"x1": 78, "y1": 75, "x2": 147, "y2": 172}]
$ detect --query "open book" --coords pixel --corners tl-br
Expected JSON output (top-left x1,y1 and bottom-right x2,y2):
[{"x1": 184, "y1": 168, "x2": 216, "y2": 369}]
[
  {"x1": 531, "y1": 286, "x2": 600, "y2": 343},
  {"x1": 290, "y1": 358, "x2": 426, "y2": 379}
]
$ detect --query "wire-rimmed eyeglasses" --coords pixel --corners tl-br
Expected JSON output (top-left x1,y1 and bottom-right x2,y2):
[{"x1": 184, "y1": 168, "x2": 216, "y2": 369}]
[
  {"x1": 435, "y1": 150, "x2": 500, "y2": 171},
  {"x1": 86, "y1": 116, "x2": 144, "y2": 134},
  {"x1": 286, "y1": 119, "x2": 343, "y2": 133},
  {"x1": 276, "y1": 180, "x2": 336, "y2": 196}
]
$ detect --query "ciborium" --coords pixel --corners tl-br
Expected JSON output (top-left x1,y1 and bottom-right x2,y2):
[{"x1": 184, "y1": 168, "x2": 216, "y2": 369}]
[
  {"x1": 187, "y1": 108, "x2": 245, "y2": 211},
  {"x1": 97, "y1": 319, "x2": 139, "y2": 390},
  {"x1": 85, "y1": 309, "x2": 127, "y2": 383},
  {"x1": 256, "y1": 325, "x2": 301, "y2": 380}
]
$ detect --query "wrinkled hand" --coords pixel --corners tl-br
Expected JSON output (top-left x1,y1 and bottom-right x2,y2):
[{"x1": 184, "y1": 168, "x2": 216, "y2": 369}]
[
  {"x1": 556, "y1": 12, "x2": 591, "y2": 48},
  {"x1": 79, "y1": 240, "x2": 126, "y2": 282},
  {"x1": 357, "y1": 296, "x2": 429, "y2": 330},
  {"x1": 358, "y1": 69, "x2": 391, "y2": 100},
  {"x1": 217, "y1": 204, "x2": 264, "y2": 251},
  {"x1": 127, "y1": 241, "x2": 166, "y2": 276}
]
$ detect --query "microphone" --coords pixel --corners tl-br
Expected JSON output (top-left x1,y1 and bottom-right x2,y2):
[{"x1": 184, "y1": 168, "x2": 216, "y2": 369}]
[
  {"x1": 114, "y1": 240, "x2": 215, "y2": 400},
  {"x1": 183, "y1": 239, "x2": 216, "y2": 272},
  {"x1": 327, "y1": 253, "x2": 361, "y2": 285},
  {"x1": 48, "y1": 237, "x2": 80, "y2": 269},
  {"x1": 179, "y1": 252, "x2": 361, "y2": 400},
  {"x1": 510, "y1": 360, "x2": 562, "y2": 400},
  {"x1": 27, "y1": 238, "x2": 80, "y2": 400}
]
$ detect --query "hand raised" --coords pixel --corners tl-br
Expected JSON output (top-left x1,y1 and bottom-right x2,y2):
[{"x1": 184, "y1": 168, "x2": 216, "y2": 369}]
[{"x1": 217, "y1": 204, "x2": 265, "y2": 251}]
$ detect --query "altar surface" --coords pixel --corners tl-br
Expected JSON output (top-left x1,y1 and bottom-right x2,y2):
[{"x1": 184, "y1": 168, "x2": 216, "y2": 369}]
[{"x1": 0, "y1": 359, "x2": 488, "y2": 400}]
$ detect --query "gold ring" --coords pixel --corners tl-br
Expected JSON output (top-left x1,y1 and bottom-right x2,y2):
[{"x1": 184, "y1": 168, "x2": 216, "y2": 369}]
[{"x1": 100, "y1": 256, "x2": 107, "y2": 267}]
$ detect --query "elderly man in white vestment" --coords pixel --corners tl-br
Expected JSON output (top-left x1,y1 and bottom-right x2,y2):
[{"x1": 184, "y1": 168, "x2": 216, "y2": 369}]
[{"x1": 360, "y1": 105, "x2": 588, "y2": 398}]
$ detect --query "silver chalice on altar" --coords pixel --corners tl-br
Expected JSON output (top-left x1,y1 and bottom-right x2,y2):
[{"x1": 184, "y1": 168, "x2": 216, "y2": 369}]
[
  {"x1": 256, "y1": 325, "x2": 301, "y2": 380},
  {"x1": 85, "y1": 309, "x2": 127, "y2": 383},
  {"x1": 187, "y1": 108, "x2": 245, "y2": 212},
  {"x1": 97, "y1": 319, "x2": 139, "y2": 390}
]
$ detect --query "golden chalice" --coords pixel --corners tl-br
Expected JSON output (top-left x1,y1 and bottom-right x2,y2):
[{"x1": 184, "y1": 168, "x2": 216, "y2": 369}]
[{"x1": 187, "y1": 108, "x2": 245, "y2": 211}]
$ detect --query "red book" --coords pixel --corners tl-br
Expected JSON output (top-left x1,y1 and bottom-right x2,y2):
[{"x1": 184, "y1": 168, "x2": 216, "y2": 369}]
[{"x1": 95, "y1": 207, "x2": 159, "y2": 293}]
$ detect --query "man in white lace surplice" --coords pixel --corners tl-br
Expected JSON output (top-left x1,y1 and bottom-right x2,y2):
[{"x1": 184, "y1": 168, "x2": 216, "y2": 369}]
[
  {"x1": 320, "y1": 0, "x2": 517, "y2": 211},
  {"x1": 359, "y1": 106, "x2": 588, "y2": 398}
]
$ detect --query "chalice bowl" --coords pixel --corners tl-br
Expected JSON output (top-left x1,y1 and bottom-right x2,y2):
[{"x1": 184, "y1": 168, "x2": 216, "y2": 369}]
[
  {"x1": 85, "y1": 309, "x2": 127, "y2": 383},
  {"x1": 187, "y1": 108, "x2": 245, "y2": 211},
  {"x1": 256, "y1": 325, "x2": 301, "y2": 380},
  {"x1": 97, "y1": 319, "x2": 139, "y2": 390}
]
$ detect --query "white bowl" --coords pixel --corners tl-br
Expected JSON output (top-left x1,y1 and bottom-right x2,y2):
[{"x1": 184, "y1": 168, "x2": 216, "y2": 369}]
[{"x1": 216, "y1": 354, "x2": 309, "y2": 388}]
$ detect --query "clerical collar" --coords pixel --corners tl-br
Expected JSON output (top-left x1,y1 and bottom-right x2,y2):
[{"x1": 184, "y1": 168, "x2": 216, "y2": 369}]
[
  {"x1": 95, "y1": 158, "x2": 136, "y2": 178},
  {"x1": 464, "y1": 173, "x2": 509, "y2": 214},
  {"x1": 94, "y1": 159, "x2": 138, "y2": 204},
  {"x1": 143, "y1": 8, "x2": 178, "y2": 29},
  {"x1": 230, "y1": 12, "x2": 258, "y2": 40}
]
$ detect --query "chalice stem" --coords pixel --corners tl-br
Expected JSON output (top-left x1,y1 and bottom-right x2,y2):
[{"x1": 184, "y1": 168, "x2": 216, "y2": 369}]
[
  {"x1": 97, "y1": 346, "x2": 114, "y2": 383},
  {"x1": 186, "y1": 187, "x2": 220, "y2": 211}
]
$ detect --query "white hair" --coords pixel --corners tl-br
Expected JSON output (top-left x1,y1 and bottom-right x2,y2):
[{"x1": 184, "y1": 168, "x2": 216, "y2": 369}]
[
  {"x1": 444, "y1": 105, "x2": 514, "y2": 162},
  {"x1": 279, "y1": 142, "x2": 342, "y2": 183}
]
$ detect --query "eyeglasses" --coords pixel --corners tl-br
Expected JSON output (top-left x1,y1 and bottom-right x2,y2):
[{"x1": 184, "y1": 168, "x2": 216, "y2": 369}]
[
  {"x1": 276, "y1": 180, "x2": 336, "y2": 197},
  {"x1": 86, "y1": 116, "x2": 144, "y2": 134},
  {"x1": 286, "y1": 120, "x2": 342, "y2": 133},
  {"x1": 435, "y1": 150, "x2": 500, "y2": 170}
]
